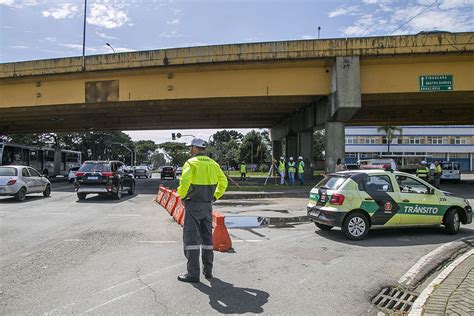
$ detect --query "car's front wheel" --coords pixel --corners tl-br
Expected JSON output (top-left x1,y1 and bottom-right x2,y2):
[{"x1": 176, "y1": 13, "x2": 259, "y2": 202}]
[
  {"x1": 444, "y1": 208, "x2": 461, "y2": 235},
  {"x1": 16, "y1": 187, "x2": 27, "y2": 202},
  {"x1": 342, "y1": 212, "x2": 369, "y2": 240},
  {"x1": 77, "y1": 193, "x2": 87, "y2": 200},
  {"x1": 43, "y1": 184, "x2": 51, "y2": 197},
  {"x1": 315, "y1": 223, "x2": 333, "y2": 231}
]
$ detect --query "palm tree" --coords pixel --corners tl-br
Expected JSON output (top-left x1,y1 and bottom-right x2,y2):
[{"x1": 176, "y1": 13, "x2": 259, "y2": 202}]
[{"x1": 377, "y1": 126, "x2": 403, "y2": 154}]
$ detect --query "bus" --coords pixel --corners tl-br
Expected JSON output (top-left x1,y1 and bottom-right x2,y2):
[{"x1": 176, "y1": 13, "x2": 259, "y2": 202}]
[{"x1": 0, "y1": 142, "x2": 81, "y2": 177}]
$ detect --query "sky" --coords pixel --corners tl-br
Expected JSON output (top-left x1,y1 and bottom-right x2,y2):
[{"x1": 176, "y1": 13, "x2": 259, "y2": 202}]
[{"x1": 1, "y1": 0, "x2": 473, "y2": 143}]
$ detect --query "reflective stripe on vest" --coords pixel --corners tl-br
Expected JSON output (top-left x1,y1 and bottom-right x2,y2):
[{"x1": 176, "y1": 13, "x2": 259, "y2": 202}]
[
  {"x1": 298, "y1": 161, "x2": 305, "y2": 174},
  {"x1": 240, "y1": 164, "x2": 246, "y2": 173},
  {"x1": 278, "y1": 161, "x2": 285, "y2": 172},
  {"x1": 288, "y1": 162, "x2": 296, "y2": 173}
]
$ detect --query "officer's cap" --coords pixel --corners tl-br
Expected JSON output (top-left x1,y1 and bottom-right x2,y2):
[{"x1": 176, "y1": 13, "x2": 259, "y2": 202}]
[{"x1": 190, "y1": 138, "x2": 208, "y2": 148}]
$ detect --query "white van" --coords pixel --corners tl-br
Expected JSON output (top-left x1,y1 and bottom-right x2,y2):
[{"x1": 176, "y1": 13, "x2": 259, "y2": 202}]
[
  {"x1": 358, "y1": 158, "x2": 398, "y2": 171},
  {"x1": 441, "y1": 161, "x2": 461, "y2": 183}
]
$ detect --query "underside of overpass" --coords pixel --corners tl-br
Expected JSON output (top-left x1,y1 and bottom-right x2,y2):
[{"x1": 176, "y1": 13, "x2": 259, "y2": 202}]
[{"x1": 1, "y1": 32, "x2": 473, "y2": 172}]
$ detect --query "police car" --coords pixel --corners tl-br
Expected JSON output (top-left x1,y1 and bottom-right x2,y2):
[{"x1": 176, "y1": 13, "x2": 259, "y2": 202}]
[{"x1": 307, "y1": 170, "x2": 472, "y2": 240}]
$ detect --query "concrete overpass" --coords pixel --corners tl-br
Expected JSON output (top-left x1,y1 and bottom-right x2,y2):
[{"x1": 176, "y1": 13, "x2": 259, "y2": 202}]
[{"x1": 0, "y1": 32, "x2": 473, "y2": 172}]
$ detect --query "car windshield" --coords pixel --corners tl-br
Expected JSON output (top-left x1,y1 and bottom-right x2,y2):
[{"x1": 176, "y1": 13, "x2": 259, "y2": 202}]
[
  {"x1": 315, "y1": 176, "x2": 348, "y2": 190},
  {"x1": 70, "y1": 167, "x2": 80, "y2": 172},
  {"x1": 79, "y1": 163, "x2": 111, "y2": 172},
  {"x1": 0, "y1": 167, "x2": 17, "y2": 176}
]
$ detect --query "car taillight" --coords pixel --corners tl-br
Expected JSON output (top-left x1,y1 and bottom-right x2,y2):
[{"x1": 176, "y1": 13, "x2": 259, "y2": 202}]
[
  {"x1": 329, "y1": 193, "x2": 345, "y2": 205},
  {"x1": 101, "y1": 172, "x2": 114, "y2": 177},
  {"x1": 7, "y1": 179, "x2": 17, "y2": 185},
  {"x1": 76, "y1": 172, "x2": 84, "y2": 177}
]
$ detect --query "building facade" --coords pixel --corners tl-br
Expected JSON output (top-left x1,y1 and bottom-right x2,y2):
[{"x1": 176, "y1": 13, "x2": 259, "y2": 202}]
[{"x1": 345, "y1": 126, "x2": 474, "y2": 171}]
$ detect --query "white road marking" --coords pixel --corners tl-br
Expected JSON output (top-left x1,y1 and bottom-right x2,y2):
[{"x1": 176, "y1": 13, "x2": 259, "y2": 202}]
[
  {"x1": 107, "y1": 214, "x2": 141, "y2": 217},
  {"x1": 398, "y1": 238, "x2": 465, "y2": 286},
  {"x1": 41, "y1": 212, "x2": 70, "y2": 215},
  {"x1": 231, "y1": 239, "x2": 264, "y2": 243},
  {"x1": 138, "y1": 240, "x2": 178, "y2": 244},
  {"x1": 409, "y1": 249, "x2": 474, "y2": 316}
]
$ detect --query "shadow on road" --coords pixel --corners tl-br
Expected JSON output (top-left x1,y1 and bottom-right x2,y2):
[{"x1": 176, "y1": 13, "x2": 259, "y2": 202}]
[
  {"x1": 75, "y1": 194, "x2": 137, "y2": 204},
  {"x1": 0, "y1": 195, "x2": 51, "y2": 204},
  {"x1": 192, "y1": 277, "x2": 269, "y2": 314},
  {"x1": 315, "y1": 226, "x2": 474, "y2": 247}
]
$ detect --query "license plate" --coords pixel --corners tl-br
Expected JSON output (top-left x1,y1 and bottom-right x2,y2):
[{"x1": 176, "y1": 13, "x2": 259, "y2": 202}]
[{"x1": 88, "y1": 176, "x2": 98, "y2": 180}]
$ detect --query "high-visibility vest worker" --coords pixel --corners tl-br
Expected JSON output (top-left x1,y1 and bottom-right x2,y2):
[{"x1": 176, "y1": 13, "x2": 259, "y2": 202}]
[
  {"x1": 177, "y1": 138, "x2": 228, "y2": 283},
  {"x1": 298, "y1": 160, "x2": 305, "y2": 174},
  {"x1": 288, "y1": 161, "x2": 296, "y2": 173},
  {"x1": 240, "y1": 163, "x2": 247, "y2": 174},
  {"x1": 435, "y1": 164, "x2": 442, "y2": 175},
  {"x1": 416, "y1": 166, "x2": 429, "y2": 179},
  {"x1": 278, "y1": 160, "x2": 286, "y2": 173}
]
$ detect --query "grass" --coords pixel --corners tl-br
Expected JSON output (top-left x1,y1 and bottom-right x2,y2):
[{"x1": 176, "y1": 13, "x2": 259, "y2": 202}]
[{"x1": 226, "y1": 170, "x2": 269, "y2": 177}]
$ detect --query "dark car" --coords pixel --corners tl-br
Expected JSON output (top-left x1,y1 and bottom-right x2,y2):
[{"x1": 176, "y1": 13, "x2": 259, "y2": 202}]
[
  {"x1": 161, "y1": 166, "x2": 176, "y2": 180},
  {"x1": 74, "y1": 161, "x2": 135, "y2": 200}
]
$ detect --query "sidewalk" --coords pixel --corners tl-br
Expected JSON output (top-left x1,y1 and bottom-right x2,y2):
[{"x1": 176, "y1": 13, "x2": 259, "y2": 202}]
[{"x1": 420, "y1": 252, "x2": 474, "y2": 315}]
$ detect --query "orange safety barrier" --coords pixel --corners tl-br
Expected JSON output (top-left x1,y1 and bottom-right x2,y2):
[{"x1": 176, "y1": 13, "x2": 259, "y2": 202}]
[
  {"x1": 155, "y1": 186, "x2": 165, "y2": 204},
  {"x1": 173, "y1": 202, "x2": 185, "y2": 225},
  {"x1": 166, "y1": 192, "x2": 179, "y2": 216},
  {"x1": 160, "y1": 189, "x2": 171, "y2": 208},
  {"x1": 212, "y1": 212, "x2": 232, "y2": 252}
]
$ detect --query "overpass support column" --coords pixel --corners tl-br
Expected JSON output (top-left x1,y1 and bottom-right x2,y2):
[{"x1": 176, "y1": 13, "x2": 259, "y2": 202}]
[
  {"x1": 325, "y1": 122, "x2": 345, "y2": 173},
  {"x1": 272, "y1": 140, "x2": 283, "y2": 161},
  {"x1": 298, "y1": 131, "x2": 314, "y2": 180}
]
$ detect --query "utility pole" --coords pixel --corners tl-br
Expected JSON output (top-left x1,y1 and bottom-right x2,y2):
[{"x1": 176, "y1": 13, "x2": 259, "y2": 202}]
[
  {"x1": 317, "y1": 26, "x2": 321, "y2": 39},
  {"x1": 82, "y1": 0, "x2": 87, "y2": 70}
]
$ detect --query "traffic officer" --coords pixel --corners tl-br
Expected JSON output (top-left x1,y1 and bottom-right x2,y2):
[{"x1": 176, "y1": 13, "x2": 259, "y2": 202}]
[
  {"x1": 177, "y1": 138, "x2": 228, "y2": 283},
  {"x1": 278, "y1": 156, "x2": 286, "y2": 185},
  {"x1": 297, "y1": 156, "x2": 305, "y2": 185},
  {"x1": 434, "y1": 160, "x2": 443, "y2": 189},
  {"x1": 416, "y1": 161, "x2": 429, "y2": 180},
  {"x1": 240, "y1": 161, "x2": 247, "y2": 181},
  {"x1": 287, "y1": 157, "x2": 296, "y2": 185}
]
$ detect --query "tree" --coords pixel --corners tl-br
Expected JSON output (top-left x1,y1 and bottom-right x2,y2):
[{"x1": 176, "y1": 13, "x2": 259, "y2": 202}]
[
  {"x1": 313, "y1": 130, "x2": 325, "y2": 160},
  {"x1": 159, "y1": 142, "x2": 190, "y2": 166},
  {"x1": 208, "y1": 130, "x2": 243, "y2": 168},
  {"x1": 209, "y1": 130, "x2": 243, "y2": 146},
  {"x1": 377, "y1": 126, "x2": 403, "y2": 153},
  {"x1": 150, "y1": 151, "x2": 166, "y2": 168},
  {"x1": 134, "y1": 140, "x2": 158, "y2": 165},
  {"x1": 239, "y1": 130, "x2": 271, "y2": 167}
]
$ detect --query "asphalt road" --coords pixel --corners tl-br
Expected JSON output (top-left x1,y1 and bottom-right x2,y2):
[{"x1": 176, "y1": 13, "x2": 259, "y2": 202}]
[{"x1": 0, "y1": 176, "x2": 473, "y2": 315}]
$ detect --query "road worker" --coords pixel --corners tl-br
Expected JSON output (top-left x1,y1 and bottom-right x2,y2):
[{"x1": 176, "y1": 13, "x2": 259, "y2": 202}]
[
  {"x1": 240, "y1": 161, "x2": 247, "y2": 181},
  {"x1": 434, "y1": 160, "x2": 443, "y2": 189},
  {"x1": 298, "y1": 156, "x2": 305, "y2": 185},
  {"x1": 278, "y1": 156, "x2": 286, "y2": 185},
  {"x1": 288, "y1": 157, "x2": 296, "y2": 185},
  {"x1": 416, "y1": 161, "x2": 429, "y2": 180},
  {"x1": 177, "y1": 138, "x2": 228, "y2": 283}
]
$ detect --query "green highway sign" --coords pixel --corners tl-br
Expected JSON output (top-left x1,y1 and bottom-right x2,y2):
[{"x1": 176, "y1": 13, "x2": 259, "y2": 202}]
[{"x1": 419, "y1": 75, "x2": 453, "y2": 91}]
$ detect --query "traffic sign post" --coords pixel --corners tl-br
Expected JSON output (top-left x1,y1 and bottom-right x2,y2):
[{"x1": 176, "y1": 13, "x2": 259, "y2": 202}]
[{"x1": 419, "y1": 75, "x2": 453, "y2": 91}]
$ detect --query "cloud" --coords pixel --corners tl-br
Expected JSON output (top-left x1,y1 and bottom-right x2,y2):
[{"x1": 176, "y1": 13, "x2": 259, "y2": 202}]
[
  {"x1": 159, "y1": 30, "x2": 181, "y2": 38},
  {"x1": 42, "y1": 3, "x2": 79, "y2": 19},
  {"x1": 336, "y1": 0, "x2": 473, "y2": 37},
  {"x1": 10, "y1": 45, "x2": 28, "y2": 49},
  {"x1": 0, "y1": 0, "x2": 15, "y2": 5},
  {"x1": 328, "y1": 5, "x2": 359, "y2": 18},
  {"x1": 88, "y1": 2, "x2": 130, "y2": 29},
  {"x1": 59, "y1": 43, "x2": 134, "y2": 54},
  {"x1": 96, "y1": 31, "x2": 118, "y2": 40},
  {"x1": 166, "y1": 18, "x2": 180, "y2": 25},
  {"x1": 0, "y1": 0, "x2": 38, "y2": 7}
]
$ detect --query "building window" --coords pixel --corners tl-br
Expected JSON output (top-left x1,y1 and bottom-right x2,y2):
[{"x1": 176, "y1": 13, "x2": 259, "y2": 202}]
[
  {"x1": 450, "y1": 153, "x2": 469, "y2": 158},
  {"x1": 363, "y1": 137, "x2": 376, "y2": 144},
  {"x1": 427, "y1": 136, "x2": 444, "y2": 144},
  {"x1": 427, "y1": 153, "x2": 446, "y2": 159},
  {"x1": 345, "y1": 137, "x2": 357, "y2": 144},
  {"x1": 409, "y1": 137, "x2": 421, "y2": 144},
  {"x1": 345, "y1": 153, "x2": 357, "y2": 158},
  {"x1": 452, "y1": 137, "x2": 468, "y2": 145}
]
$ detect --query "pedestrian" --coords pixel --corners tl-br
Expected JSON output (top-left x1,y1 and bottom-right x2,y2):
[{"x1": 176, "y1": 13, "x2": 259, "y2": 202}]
[
  {"x1": 297, "y1": 156, "x2": 305, "y2": 185},
  {"x1": 287, "y1": 157, "x2": 296, "y2": 185},
  {"x1": 434, "y1": 160, "x2": 442, "y2": 189},
  {"x1": 278, "y1": 156, "x2": 286, "y2": 185},
  {"x1": 177, "y1": 138, "x2": 228, "y2": 283},
  {"x1": 335, "y1": 158, "x2": 345, "y2": 172},
  {"x1": 416, "y1": 161, "x2": 429, "y2": 181},
  {"x1": 240, "y1": 161, "x2": 247, "y2": 181}
]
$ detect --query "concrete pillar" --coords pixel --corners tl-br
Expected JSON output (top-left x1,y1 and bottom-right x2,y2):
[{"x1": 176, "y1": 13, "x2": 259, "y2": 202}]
[
  {"x1": 272, "y1": 140, "x2": 283, "y2": 161},
  {"x1": 298, "y1": 131, "x2": 314, "y2": 179},
  {"x1": 325, "y1": 122, "x2": 345, "y2": 173},
  {"x1": 285, "y1": 134, "x2": 298, "y2": 160}
]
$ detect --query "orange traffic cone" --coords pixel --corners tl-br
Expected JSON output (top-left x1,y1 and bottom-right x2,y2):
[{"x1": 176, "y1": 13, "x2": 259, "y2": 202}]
[{"x1": 212, "y1": 212, "x2": 232, "y2": 252}]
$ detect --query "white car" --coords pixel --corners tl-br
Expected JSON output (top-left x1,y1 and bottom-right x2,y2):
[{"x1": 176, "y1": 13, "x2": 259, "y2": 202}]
[
  {"x1": 68, "y1": 166, "x2": 80, "y2": 183},
  {"x1": 0, "y1": 165, "x2": 51, "y2": 201},
  {"x1": 134, "y1": 165, "x2": 152, "y2": 178}
]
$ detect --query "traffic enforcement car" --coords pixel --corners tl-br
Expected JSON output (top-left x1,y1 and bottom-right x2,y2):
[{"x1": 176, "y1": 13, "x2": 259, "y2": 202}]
[{"x1": 307, "y1": 170, "x2": 472, "y2": 240}]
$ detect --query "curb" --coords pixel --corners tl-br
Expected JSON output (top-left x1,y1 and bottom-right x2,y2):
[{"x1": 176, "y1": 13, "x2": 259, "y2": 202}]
[
  {"x1": 221, "y1": 192, "x2": 308, "y2": 200},
  {"x1": 408, "y1": 249, "x2": 474, "y2": 316}
]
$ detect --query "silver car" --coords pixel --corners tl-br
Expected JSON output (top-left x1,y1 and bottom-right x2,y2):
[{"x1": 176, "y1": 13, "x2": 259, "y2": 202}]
[{"x1": 0, "y1": 166, "x2": 51, "y2": 201}]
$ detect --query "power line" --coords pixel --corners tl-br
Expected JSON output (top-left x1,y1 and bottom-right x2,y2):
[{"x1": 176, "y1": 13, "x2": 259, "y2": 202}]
[{"x1": 390, "y1": 0, "x2": 439, "y2": 35}]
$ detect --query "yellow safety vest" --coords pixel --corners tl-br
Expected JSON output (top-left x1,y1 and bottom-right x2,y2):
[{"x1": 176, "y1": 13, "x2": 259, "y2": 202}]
[
  {"x1": 240, "y1": 164, "x2": 246, "y2": 173},
  {"x1": 288, "y1": 162, "x2": 296, "y2": 173},
  {"x1": 278, "y1": 161, "x2": 286, "y2": 172},
  {"x1": 298, "y1": 161, "x2": 305, "y2": 174},
  {"x1": 177, "y1": 154, "x2": 228, "y2": 202},
  {"x1": 435, "y1": 165, "x2": 442, "y2": 175},
  {"x1": 416, "y1": 167, "x2": 429, "y2": 178}
]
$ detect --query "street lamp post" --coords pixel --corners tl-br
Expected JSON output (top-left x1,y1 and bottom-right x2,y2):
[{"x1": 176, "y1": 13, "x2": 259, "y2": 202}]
[
  {"x1": 106, "y1": 43, "x2": 115, "y2": 53},
  {"x1": 111, "y1": 143, "x2": 134, "y2": 166},
  {"x1": 82, "y1": 0, "x2": 87, "y2": 70}
]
